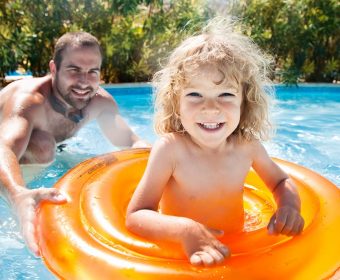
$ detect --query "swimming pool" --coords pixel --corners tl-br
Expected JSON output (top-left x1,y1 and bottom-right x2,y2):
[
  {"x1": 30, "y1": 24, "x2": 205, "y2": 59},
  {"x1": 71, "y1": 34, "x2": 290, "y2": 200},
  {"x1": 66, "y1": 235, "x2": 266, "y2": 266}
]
[{"x1": 0, "y1": 84, "x2": 339, "y2": 279}]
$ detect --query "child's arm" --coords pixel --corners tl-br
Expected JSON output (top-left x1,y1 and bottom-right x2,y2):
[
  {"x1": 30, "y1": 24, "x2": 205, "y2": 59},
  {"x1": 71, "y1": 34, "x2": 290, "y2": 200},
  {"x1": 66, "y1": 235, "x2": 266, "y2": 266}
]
[
  {"x1": 126, "y1": 137, "x2": 229, "y2": 266},
  {"x1": 251, "y1": 141, "x2": 304, "y2": 236}
]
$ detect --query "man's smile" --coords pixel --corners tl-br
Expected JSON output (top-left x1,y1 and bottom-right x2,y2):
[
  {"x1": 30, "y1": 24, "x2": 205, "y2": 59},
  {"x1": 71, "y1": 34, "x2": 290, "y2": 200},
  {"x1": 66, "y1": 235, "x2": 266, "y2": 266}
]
[{"x1": 71, "y1": 88, "x2": 91, "y2": 97}]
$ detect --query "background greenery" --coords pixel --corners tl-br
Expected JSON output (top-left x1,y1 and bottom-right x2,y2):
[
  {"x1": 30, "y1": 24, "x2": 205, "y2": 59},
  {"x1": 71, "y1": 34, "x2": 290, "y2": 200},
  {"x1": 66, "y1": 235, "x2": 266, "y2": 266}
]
[{"x1": 0, "y1": 0, "x2": 338, "y2": 84}]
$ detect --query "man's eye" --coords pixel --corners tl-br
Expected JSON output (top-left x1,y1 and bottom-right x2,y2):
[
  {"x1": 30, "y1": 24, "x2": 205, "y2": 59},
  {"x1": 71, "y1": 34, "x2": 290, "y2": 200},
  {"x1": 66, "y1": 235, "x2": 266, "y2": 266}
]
[
  {"x1": 186, "y1": 92, "x2": 201, "y2": 97},
  {"x1": 68, "y1": 68, "x2": 79, "y2": 74},
  {"x1": 89, "y1": 70, "x2": 99, "y2": 77}
]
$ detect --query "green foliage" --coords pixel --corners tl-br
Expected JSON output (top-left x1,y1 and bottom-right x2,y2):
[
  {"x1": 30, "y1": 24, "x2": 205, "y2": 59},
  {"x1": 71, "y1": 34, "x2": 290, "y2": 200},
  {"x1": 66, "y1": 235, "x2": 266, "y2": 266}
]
[
  {"x1": 0, "y1": 0, "x2": 338, "y2": 83},
  {"x1": 0, "y1": 0, "x2": 207, "y2": 83},
  {"x1": 233, "y1": 0, "x2": 339, "y2": 83},
  {"x1": 0, "y1": 0, "x2": 30, "y2": 77}
]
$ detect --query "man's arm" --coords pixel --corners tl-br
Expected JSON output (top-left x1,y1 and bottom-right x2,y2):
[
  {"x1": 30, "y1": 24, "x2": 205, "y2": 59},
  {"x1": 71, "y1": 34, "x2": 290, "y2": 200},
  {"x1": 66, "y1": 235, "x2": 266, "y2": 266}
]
[
  {"x1": 93, "y1": 88, "x2": 150, "y2": 148},
  {"x1": 0, "y1": 94, "x2": 36, "y2": 201},
  {"x1": 0, "y1": 93, "x2": 66, "y2": 256}
]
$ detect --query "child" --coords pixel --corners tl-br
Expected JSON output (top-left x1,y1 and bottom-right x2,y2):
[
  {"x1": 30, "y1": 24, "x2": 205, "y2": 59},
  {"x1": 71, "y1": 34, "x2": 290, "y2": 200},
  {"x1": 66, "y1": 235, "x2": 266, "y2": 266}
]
[{"x1": 126, "y1": 18, "x2": 304, "y2": 267}]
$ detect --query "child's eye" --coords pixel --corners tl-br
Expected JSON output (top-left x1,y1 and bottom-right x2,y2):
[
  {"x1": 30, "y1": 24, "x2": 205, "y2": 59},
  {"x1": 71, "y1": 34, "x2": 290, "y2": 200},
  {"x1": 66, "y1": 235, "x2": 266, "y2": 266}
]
[
  {"x1": 186, "y1": 92, "x2": 202, "y2": 97},
  {"x1": 219, "y1": 92, "x2": 235, "y2": 97}
]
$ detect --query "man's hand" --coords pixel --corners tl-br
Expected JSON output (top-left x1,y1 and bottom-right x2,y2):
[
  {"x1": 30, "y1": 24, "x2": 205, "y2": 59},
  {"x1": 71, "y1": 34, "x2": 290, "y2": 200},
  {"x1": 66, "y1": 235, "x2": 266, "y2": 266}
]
[
  {"x1": 181, "y1": 220, "x2": 230, "y2": 266},
  {"x1": 267, "y1": 206, "x2": 304, "y2": 236},
  {"x1": 11, "y1": 187, "x2": 67, "y2": 256}
]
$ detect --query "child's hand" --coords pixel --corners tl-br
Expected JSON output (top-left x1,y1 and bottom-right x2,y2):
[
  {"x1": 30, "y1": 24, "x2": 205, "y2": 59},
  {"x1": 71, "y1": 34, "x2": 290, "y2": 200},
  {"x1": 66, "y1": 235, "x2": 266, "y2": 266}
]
[
  {"x1": 267, "y1": 206, "x2": 304, "y2": 236},
  {"x1": 181, "y1": 220, "x2": 230, "y2": 266}
]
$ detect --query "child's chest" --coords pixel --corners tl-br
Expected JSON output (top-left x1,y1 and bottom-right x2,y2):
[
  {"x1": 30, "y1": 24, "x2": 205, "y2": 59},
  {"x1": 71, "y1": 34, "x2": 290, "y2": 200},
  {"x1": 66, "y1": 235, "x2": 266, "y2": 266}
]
[
  {"x1": 161, "y1": 151, "x2": 251, "y2": 231},
  {"x1": 173, "y1": 152, "x2": 252, "y2": 194}
]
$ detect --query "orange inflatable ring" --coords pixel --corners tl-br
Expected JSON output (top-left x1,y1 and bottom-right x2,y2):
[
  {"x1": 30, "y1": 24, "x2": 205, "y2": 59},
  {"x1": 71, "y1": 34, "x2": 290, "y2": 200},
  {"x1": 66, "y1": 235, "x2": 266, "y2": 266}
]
[{"x1": 37, "y1": 148, "x2": 340, "y2": 280}]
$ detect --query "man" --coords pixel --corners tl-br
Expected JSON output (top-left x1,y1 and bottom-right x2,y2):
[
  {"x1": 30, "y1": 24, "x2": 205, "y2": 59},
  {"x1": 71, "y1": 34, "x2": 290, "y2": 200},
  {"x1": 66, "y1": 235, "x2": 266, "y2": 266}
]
[{"x1": 0, "y1": 32, "x2": 148, "y2": 256}]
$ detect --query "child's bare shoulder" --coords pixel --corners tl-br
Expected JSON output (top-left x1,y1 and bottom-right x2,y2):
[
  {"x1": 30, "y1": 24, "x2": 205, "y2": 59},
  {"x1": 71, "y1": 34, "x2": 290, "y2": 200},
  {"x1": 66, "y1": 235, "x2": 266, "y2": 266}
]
[
  {"x1": 153, "y1": 133, "x2": 189, "y2": 159},
  {"x1": 231, "y1": 137, "x2": 264, "y2": 155},
  {"x1": 149, "y1": 134, "x2": 187, "y2": 169},
  {"x1": 238, "y1": 138, "x2": 269, "y2": 161},
  {"x1": 157, "y1": 133, "x2": 186, "y2": 147}
]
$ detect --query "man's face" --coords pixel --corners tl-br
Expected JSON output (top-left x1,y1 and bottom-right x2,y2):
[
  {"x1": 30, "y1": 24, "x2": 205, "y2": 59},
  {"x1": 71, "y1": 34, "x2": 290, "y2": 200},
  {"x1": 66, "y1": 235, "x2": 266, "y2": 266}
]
[{"x1": 51, "y1": 46, "x2": 102, "y2": 110}]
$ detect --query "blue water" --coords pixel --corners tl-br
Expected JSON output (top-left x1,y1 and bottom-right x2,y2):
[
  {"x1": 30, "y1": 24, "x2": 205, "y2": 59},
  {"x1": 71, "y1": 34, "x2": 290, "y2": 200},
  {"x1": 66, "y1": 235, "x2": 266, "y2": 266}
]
[{"x1": 0, "y1": 84, "x2": 339, "y2": 279}]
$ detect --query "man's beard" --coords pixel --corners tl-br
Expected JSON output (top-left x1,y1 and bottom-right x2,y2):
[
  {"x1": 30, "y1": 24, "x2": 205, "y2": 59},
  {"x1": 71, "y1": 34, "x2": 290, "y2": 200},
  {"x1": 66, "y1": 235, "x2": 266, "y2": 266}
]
[{"x1": 55, "y1": 76, "x2": 95, "y2": 110}]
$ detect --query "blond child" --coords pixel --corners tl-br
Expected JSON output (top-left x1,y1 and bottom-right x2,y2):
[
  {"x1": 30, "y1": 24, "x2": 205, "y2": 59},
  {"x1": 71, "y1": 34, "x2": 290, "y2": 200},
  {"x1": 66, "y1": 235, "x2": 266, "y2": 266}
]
[{"x1": 126, "y1": 18, "x2": 304, "y2": 267}]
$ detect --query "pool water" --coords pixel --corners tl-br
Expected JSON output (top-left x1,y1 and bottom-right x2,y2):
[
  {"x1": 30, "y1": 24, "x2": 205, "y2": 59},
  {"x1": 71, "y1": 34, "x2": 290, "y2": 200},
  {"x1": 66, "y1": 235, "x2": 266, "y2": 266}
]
[{"x1": 0, "y1": 84, "x2": 339, "y2": 279}]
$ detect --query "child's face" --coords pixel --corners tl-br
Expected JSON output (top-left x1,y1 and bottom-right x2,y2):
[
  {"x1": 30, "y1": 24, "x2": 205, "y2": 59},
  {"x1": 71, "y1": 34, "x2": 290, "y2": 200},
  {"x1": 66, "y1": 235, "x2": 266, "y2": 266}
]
[{"x1": 179, "y1": 64, "x2": 242, "y2": 149}]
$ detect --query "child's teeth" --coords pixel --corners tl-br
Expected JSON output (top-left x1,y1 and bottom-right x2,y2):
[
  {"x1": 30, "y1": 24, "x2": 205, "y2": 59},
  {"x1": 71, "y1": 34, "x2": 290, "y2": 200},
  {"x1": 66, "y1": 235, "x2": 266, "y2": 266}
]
[{"x1": 202, "y1": 123, "x2": 219, "y2": 129}]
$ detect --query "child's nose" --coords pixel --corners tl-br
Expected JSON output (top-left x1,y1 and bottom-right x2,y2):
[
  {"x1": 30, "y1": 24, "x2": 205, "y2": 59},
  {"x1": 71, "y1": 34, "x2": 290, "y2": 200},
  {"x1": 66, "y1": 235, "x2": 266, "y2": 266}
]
[{"x1": 202, "y1": 99, "x2": 220, "y2": 114}]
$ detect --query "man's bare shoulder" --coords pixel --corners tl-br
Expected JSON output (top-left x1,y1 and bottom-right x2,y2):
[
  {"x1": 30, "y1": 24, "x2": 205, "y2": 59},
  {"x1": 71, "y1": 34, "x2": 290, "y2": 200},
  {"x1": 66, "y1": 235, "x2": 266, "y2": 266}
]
[
  {"x1": 0, "y1": 77, "x2": 52, "y2": 119},
  {"x1": 91, "y1": 87, "x2": 115, "y2": 102},
  {"x1": 95, "y1": 86, "x2": 112, "y2": 96},
  {"x1": 83, "y1": 87, "x2": 125, "y2": 122},
  {"x1": 1, "y1": 76, "x2": 50, "y2": 105},
  {"x1": 85, "y1": 87, "x2": 117, "y2": 115},
  {"x1": 1, "y1": 76, "x2": 50, "y2": 94}
]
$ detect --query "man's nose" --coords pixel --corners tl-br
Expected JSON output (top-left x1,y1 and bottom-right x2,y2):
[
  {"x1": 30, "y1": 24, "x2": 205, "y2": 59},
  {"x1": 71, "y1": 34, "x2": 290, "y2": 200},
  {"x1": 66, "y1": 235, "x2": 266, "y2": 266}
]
[{"x1": 78, "y1": 72, "x2": 89, "y2": 85}]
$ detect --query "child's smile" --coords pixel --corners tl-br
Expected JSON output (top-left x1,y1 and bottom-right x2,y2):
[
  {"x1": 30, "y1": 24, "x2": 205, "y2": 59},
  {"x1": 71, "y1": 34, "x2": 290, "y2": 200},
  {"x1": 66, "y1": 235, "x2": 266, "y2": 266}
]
[{"x1": 197, "y1": 122, "x2": 225, "y2": 131}]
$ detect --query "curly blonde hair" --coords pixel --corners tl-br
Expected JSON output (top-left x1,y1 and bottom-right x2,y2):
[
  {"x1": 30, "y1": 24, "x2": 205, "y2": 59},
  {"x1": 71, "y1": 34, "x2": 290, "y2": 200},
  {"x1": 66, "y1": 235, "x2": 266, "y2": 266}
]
[{"x1": 153, "y1": 17, "x2": 274, "y2": 141}]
